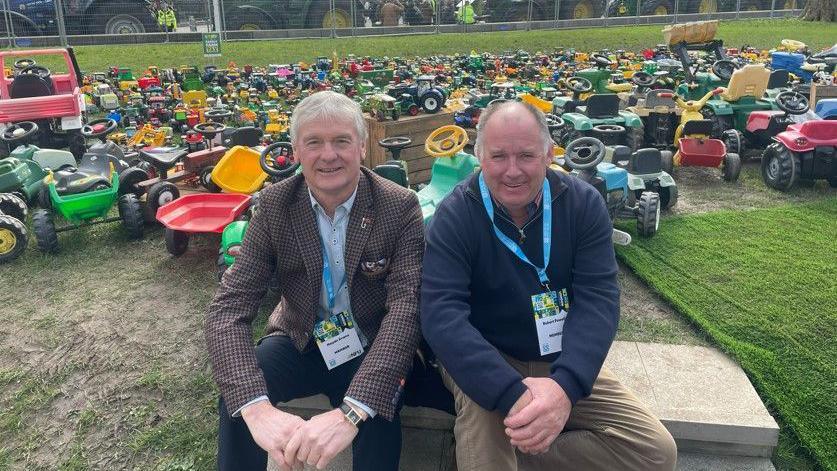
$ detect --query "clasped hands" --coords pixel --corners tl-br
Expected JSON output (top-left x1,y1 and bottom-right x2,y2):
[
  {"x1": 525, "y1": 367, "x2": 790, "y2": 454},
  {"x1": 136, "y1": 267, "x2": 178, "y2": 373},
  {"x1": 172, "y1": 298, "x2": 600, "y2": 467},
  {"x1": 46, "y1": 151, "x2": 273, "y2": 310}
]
[
  {"x1": 504, "y1": 377, "x2": 572, "y2": 455},
  {"x1": 241, "y1": 400, "x2": 363, "y2": 470}
]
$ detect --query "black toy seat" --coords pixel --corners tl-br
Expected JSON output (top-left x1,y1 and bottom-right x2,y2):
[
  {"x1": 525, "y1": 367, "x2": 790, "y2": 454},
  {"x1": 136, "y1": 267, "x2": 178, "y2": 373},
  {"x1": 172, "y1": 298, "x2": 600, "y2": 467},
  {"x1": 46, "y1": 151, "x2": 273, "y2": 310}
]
[
  {"x1": 582, "y1": 94, "x2": 621, "y2": 119},
  {"x1": 767, "y1": 69, "x2": 790, "y2": 90},
  {"x1": 230, "y1": 126, "x2": 264, "y2": 147},
  {"x1": 139, "y1": 147, "x2": 188, "y2": 176},
  {"x1": 54, "y1": 154, "x2": 112, "y2": 195},
  {"x1": 645, "y1": 89, "x2": 677, "y2": 110},
  {"x1": 628, "y1": 148, "x2": 662, "y2": 175},
  {"x1": 610, "y1": 145, "x2": 633, "y2": 168},
  {"x1": 373, "y1": 160, "x2": 409, "y2": 188},
  {"x1": 682, "y1": 119, "x2": 715, "y2": 137},
  {"x1": 9, "y1": 74, "x2": 54, "y2": 98}
]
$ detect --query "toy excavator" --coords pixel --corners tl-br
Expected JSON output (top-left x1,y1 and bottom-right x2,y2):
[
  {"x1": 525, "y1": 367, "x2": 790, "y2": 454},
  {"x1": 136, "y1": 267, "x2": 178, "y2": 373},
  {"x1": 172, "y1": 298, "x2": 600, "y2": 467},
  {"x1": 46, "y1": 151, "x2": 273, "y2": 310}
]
[{"x1": 128, "y1": 124, "x2": 167, "y2": 148}]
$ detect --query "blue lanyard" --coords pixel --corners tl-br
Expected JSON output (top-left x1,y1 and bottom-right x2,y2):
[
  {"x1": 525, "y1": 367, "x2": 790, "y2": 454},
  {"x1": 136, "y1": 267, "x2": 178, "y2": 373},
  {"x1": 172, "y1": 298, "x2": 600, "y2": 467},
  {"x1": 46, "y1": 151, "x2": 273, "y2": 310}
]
[
  {"x1": 321, "y1": 239, "x2": 346, "y2": 311},
  {"x1": 478, "y1": 172, "x2": 552, "y2": 289}
]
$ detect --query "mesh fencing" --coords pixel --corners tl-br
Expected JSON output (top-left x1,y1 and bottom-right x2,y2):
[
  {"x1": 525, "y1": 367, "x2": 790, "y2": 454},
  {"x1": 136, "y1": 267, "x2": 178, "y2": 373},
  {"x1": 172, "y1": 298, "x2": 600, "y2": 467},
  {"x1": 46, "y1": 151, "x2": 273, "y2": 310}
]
[{"x1": 0, "y1": 0, "x2": 803, "y2": 48}]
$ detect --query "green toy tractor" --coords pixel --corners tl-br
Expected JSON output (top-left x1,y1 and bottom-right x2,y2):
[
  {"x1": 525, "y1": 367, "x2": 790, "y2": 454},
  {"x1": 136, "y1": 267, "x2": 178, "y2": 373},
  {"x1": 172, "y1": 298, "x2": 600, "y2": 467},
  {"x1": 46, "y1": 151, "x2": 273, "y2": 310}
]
[{"x1": 0, "y1": 192, "x2": 28, "y2": 263}]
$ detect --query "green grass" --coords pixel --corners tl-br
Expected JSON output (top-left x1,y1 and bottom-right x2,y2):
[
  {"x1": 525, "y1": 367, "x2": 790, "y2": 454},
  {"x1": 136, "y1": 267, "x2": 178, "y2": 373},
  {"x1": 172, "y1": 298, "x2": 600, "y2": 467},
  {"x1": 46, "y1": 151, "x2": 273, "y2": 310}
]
[
  {"x1": 615, "y1": 198, "x2": 837, "y2": 471},
  {"x1": 9, "y1": 18, "x2": 833, "y2": 72}
]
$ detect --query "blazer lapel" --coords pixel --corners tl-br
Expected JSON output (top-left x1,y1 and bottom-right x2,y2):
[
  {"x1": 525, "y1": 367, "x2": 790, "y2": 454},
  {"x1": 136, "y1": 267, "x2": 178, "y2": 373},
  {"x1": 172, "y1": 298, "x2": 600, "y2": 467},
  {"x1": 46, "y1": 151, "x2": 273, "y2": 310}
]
[
  {"x1": 290, "y1": 180, "x2": 322, "y2": 322},
  {"x1": 345, "y1": 172, "x2": 374, "y2": 295}
]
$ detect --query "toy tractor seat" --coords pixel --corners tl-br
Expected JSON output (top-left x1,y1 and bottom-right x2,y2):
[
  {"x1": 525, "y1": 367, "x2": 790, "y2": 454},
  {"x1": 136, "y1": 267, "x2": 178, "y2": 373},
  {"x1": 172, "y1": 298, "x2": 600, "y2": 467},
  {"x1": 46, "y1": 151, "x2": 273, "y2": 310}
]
[
  {"x1": 628, "y1": 148, "x2": 663, "y2": 175},
  {"x1": 9, "y1": 74, "x2": 55, "y2": 99},
  {"x1": 140, "y1": 147, "x2": 188, "y2": 175},
  {"x1": 767, "y1": 69, "x2": 790, "y2": 90},
  {"x1": 682, "y1": 119, "x2": 715, "y2": 138},
  {"x1": 793, "y1": 120, "x2": 837, "y2": 144},
  {"x1": 581, "y1": 94, "x2": 621, "y2": 119},
  {"x1": 227, "y1": 127, "x2": 263, "y2": 147},
  {"x1": 746, "y1": 110, "x2": 786, "y2": 133},
  {"x1": 720, "y1": 64, "x2": 771, "y2": 102},
  {"x1": 373, "y1": 160, "x2": 409, "y2": 188},
  {"x1": 53, "y1": 155, "x2": 113, "y2": 195},
  {"x1": 32, "y1": 149, "x2": 77, "y2": 171},
  {"x1": 645, "y1": 89, "x2": 677, "y2": 111}
]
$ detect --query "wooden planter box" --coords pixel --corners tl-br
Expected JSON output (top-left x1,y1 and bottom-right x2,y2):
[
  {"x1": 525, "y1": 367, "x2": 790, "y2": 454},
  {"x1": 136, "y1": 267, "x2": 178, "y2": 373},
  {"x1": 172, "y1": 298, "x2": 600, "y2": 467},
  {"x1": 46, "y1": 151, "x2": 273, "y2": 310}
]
[{"x1": 364, "y1": 110, "x2": 456, "y2": 185}]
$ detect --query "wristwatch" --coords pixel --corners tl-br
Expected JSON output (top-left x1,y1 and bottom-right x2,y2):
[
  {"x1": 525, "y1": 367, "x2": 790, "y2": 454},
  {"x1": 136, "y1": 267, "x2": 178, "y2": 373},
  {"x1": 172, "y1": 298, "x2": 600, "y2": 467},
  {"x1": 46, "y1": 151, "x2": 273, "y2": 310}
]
[{"x1": 340, "y1": 402, "x2": 364, "y2": 427}]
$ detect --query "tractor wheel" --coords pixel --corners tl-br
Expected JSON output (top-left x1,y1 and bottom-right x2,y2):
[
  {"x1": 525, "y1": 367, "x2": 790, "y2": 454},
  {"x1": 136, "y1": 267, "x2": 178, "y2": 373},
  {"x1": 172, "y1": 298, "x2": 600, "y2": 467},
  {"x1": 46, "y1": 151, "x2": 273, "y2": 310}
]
[
  {"x1": 625, "y1": 127, "x2": 645, "y2": 152},
  {"x1": 165, "y1": 228, "x2": 190, "y2": 256},
  {"x1": 200, "y1": 166, "x2": 222, "y2": 193},
  {"x1": 559, "y1": 129, "x2": 584, "y2": 149},
  {"x1": 0, "y1": 214, "x2": 27, "y2": 264},
  {"x1": 118, "y1": 167, "x2": 150, "y2": 198},
  {"x1": 32, "y1": 209, "x2": 59, "y2": 254},
  {"x1": 217, "y1": 252, "x2": 228, "y2": 283},
  {"x1": 829, "y1": 177, "x2": 837, "y2": 188},
  {"x1": 661, "y1": 150, "x2": 674, "y2": 175},
  {"x1": 421, "y1": 91, "x2": 445, "y2": 114},
  {"x1": 643, "y1": 0, "x2": 673, "y2": 15},
  {"x1": 560, "y1": 0, "x2": 603, "y2": 18},
  {"x1": 701, "y1": 109, "x2": 733, "y2": 139},
  {"x1": 68, "y1": 132, "x2": 86, "y2": 161},
  {"x1": 722, "y1": 129, "x2": 745, "y2": 161},
  {"x1": 118, "y1": 194, "x2": 144, "y2": 240},
  {"x1": 376, "y1": 110, "x2": 386, "y2": 122},
  {"x1": 391, "y1": 110, "x2": 400, "y2": 121},
  {"x1": 636, "y1": 191, "x2": 660, "y2": 237},
  {"x1": 0, "y1": 193, "x2": 28, "y2": 222},
  {"x1": 228, "y1": 11, "x2": 273, "y2": 31},
  {"x1": 761, "y1": 144, "x2": 799, "y2": 191},
  {"x1": 144, "y1": 181, "x2": 180, "y2": 223},
  {"x1": 722, "y1": 153, "x2": 742, "y2": 182},
  {"x1": 408, "y1": 104, "x2": 420, "y2": 116},
  {"x1": 660, "y1": 185, "x2": 678, "y2": 210}
]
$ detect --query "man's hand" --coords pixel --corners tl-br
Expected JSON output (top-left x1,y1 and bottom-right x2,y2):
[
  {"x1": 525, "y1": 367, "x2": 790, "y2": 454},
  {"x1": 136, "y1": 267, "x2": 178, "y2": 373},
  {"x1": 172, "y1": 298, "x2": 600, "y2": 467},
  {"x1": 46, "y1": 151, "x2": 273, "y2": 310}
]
[
  {"x1": 508, "y1": 387, "x2": 533, "y2": 417},
  {"x1": 240, "y1": 401, "x2": 305, "y2": 470},
  {"x1": 283, "y1": 408, "x2": 360, "y2": 470},
  {"x1": 503, "y1": 377, "x2": 572, "y2": 455}
]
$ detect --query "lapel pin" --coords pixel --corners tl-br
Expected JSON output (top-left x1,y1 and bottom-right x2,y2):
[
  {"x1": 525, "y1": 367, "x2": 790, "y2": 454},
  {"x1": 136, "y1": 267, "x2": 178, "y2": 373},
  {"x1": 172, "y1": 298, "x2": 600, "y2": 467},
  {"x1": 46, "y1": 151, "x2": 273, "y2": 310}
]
[{"x1": 361, "y1": 216, "x2": 371, "y2": 229}]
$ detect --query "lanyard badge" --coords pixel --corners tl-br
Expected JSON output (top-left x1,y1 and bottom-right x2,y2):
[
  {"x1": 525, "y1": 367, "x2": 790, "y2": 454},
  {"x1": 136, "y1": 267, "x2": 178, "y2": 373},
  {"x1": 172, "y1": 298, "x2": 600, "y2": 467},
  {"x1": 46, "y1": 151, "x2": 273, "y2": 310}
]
[
  {"x1": 478, "y1": 173, "x2": 567, "y2": 355},
  {"x1": 314, "y1": 239, "x2": 363, "y2": 369}
]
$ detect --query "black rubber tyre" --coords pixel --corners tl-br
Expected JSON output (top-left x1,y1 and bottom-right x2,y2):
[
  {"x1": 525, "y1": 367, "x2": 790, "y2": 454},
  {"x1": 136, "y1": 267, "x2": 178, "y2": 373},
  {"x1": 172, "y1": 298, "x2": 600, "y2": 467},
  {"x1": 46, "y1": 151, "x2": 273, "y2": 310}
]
[
  {"x1": 0, "y1": 214, "x2": 27, "y2": 264},
  {"x1": 228, "y1": 11, "x2": 273, "y2": 30},
  {"x1": 37, "y1": 185, "x2": 52, "y2": 210},
  {"x1": 636, "y1": 191, "x2": 660, "y2": 237},
  {"x1": 165, "y1": 228, "x2": 189, "y2": 256},
  {"x1": 625, "y1": 126, "x2": 645, "y2": 152},
  {"x1": 98, "y1": 3, "x2": 155, "y2": 35},
  {"x1": 32, "y1": 209, "x2": 59, "y2": 253},
  {"x1": 200, "y1": 166, "x2": 222, "y2": 193},
  {"x1": 68, "y1": 132, "x2": 86, "y2": 161},
  {"x1": 660, "y1": 185, "x2": 678, "y2": 210},
  {"x1": 421, "y1": 91, "x2": 444, "y2": 114},
  {"x1": 722, "y1": 153, "x2": 742, "y2": 182},
  {"x1": 761, "y1": 144, "x2": 798, "y2": 191},
  {"x1": 722, "y1": 129, "x2": 745, "y2": 161},
  {"x1": 591, "y1": 125, "x2": 626, "y2": 146},
  {"x1": 829, "y1": 177, "x2": 837, "y2": 188},
  {"x1": 217, "y1": 251, "x2": 228, "y2": 283},
  {"x1": 144, "y1": 181, "x2": 180, "y2": 223},
  {"x1": 661, "y1": 150, "x2": 674, "y2": 175},
  {"x1": 558, "y1": 129, "x2": 584, "y2": 150},
  {"x1": 701, "y1": 109, "x2": 734, "y2": 139},
  {"x1": 0, "y1": 193, "x2": 28, "y2": 222},
  {"x1": 118, "y1": 194, "x2": 144, "y2": 240},
  {"x1": 118, "y1": 167, "x2": 150, "y2": 198}
]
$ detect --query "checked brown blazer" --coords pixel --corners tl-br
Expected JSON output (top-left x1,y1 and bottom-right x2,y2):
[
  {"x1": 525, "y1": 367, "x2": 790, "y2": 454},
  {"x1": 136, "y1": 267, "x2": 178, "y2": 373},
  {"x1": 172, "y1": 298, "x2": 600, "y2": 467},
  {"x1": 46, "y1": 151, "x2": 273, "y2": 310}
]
[{"x1": 205, "y1": 167, "x2": 424, "y2": 421}]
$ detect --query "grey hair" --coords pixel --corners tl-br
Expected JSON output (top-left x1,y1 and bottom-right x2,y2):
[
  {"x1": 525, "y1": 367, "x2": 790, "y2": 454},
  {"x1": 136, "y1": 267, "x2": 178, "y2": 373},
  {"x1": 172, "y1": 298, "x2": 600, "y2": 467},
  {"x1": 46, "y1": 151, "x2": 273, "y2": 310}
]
[
  {"x1": 473, "y1": 100, "x2": 553, "y2": 158},
  {"x1": 289, "y1": 91, "x2": 368, "y2": 145}
]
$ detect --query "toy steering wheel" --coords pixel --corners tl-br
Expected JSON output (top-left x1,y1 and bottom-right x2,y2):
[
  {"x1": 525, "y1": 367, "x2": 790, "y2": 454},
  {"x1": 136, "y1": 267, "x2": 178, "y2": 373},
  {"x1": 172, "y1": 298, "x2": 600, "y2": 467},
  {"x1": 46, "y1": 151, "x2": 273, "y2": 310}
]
[
  {"x1": 566, "y1": 76, "x2": 593, "y2": 94},
  {"x1": 544, "y1": 113, "x2": 565, "y2": 131},
  {"x1": 592, "y1": 53, "x2": 613, "y2": 68},
  {"x1": 775, "y1": 90, "x2": 809, "y2": 115},
  {"x1": 425, "y1": 125, "x2": 469, "y2": 158},
  {"x1": 711, "y1": 60, "x2": 738, "y2": 81},
  {"x1": 781, "y1": 39, "x2": 806, "y2": 51},
  {"x1": 564, "y1": 137, "x2": 606, "y2": 170},
  {"x1": 205, "y1": 108, "x2": 233, "y2": 122},
  {"x1": 631, "y1": 71, "x2": 655, "y2": 87},
  {"x1": 193, "y1": 121, "x2": 228, "y2": 140},
  {"x1": 19, "y1": 64, "x2": 51, "y2": 79},
  {"x1": 81, "y1": 118, "x2": 118, "y2": 139},
  {"x1": 1, "y1": 121, "x2": 38, "y2": 142},
  {"x1": 259, "y1": 141, "x2": 299, "y2": 178},
  {"x1": 13, "y1": 58, "x2": 36, "y2": 70}
]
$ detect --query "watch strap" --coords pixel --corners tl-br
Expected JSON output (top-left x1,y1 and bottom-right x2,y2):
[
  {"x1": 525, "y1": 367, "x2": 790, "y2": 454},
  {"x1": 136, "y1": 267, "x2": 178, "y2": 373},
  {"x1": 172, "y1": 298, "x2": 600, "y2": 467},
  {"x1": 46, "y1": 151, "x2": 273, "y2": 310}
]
[{"x1": 340, "y1": 402, "x2": 363, "y2": 427}]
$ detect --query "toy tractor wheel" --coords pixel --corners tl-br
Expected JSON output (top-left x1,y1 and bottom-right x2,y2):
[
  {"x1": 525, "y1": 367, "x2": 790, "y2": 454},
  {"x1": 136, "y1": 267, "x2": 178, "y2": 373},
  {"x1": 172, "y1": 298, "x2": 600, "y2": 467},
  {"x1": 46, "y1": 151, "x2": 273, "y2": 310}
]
[
  {"x1": 558, "y1": 129, "x2": 584, "y2": 150},
  {"x1": 118, "y1": 167, "x2": 150, "y2": 198},
  {"x1": 376, "y1": 110, "x2": 386, "y2": 122},
  {"x1": 32, "y1": 209, "x2": 59, "y2": 253},
  {"x1": 829, "y1": 177, "x2": 837, "y2": 189},
  {"x1": 391, "y1": 109, "x2": 400, "y2": 121},
  {"x1": 118, "y1": 194, "x2": 144, "y2": 240},
  {"x1": 200, "y1": 166, "x2": 222, "y2": 193},
  {"x1": 0, "y1": 193, "x2": 28, "y2": 222},
  {"x1": 145, "y1": 181, "x2": 180, "y2": 223},
  {"x1": 660, "y1": 150, "x2": 674, "y2": 175},
  {"x1": 660, "y1": 185, "x2": 678, "y2": 210},
  {"x1": 165, "y1": 228, "x2": 190, "y2": 256},
  {"x1": 722, "y1": 153, "x2": 742, "y2": 182},
  {"x1": 68, "y1": 132, "x2": 86, "y2": 161},
  {"x1": 722, "y1": 130, "x2": 745, "y2": 161},
  {"x1": 636, "y1": 191, "x2": 660, "y2": 238},
  {"x1": 625, "y1": 127, "x2": 645, "y2": 152},
  {"x1": 217, "y1": 251, "x2": 228, "y2": 283},
  {"x1": 0, "y1": 214, "x2": 27, "y2": 264},
  {"x1": 37, "y1": 186, "x2": 52, "y2": 210},
  {"x1": 421, "y1": 91, "x2": 444, "y2": 114},
  {"x1": 761, "y1": 143, "x2": 799, "y2": 191},
  {"x1": 408, "y1": 105, "x2": 420, "y2": 116},
  {"x1": 701, "y1": 109, "x2": 733, "y2": 139}
]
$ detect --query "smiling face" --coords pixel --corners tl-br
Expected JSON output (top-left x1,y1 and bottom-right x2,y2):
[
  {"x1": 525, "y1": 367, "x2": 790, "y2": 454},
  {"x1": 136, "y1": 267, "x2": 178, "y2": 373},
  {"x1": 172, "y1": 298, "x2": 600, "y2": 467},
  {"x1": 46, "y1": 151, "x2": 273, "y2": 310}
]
[
  {"x1": 477, "y1": 105, "x2": 552, "y2": 218},
  {"x1": 294, "y1": 115, "x2": 365, "y2": 203}
]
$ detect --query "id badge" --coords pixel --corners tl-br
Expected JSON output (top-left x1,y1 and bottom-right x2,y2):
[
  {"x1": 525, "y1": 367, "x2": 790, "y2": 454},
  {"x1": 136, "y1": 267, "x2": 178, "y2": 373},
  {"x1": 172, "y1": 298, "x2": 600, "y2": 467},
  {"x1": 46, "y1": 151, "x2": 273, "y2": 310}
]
[
  {"x1": 531, "y1": 289, "x2": 569, "y2": 356},
  {"x1": 313, "y1": 311, "x2": 364, "y2": 370}
]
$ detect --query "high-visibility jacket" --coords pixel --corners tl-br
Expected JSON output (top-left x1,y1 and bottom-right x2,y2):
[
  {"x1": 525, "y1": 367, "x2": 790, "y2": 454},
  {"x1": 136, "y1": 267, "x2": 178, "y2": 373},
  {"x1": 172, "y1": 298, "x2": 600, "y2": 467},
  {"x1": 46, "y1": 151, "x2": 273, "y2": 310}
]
[
  {"x1": 457, "y1": 3, "x2": 475, "y2": 24},
  {"x1": 157, "y1": 8, "x2": 177, "y2": 30}
]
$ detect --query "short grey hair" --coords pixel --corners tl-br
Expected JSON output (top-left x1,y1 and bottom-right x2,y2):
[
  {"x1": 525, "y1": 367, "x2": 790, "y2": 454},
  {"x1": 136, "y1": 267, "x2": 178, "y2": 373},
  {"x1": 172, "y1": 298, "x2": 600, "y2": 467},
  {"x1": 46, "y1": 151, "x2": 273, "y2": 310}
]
[
  {"x1": 289, "y1": 91, "x2": 368, "y2": 145},
  {"x1": 474, "y1": 100, "x2": 553, "y2": 158}
]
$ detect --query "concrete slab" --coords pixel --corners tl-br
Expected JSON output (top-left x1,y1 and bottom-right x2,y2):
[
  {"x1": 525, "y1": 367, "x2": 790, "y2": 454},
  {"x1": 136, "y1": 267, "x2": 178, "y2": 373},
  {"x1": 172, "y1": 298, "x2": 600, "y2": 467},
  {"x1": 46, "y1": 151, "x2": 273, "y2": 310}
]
[
  {"x1": 677, "y1": 452, "x2": 776, "y2": 471},
  {"x1": 604, "y1": 342, "x2": 779, "y2": 457}
]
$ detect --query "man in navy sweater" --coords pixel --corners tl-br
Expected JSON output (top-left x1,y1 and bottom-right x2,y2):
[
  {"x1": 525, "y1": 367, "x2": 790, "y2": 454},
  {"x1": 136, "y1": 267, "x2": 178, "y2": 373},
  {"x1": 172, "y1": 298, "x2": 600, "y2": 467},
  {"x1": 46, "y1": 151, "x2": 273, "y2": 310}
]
[{"x1": 421, "y1": 101, "x2": 676, "y2": 470}]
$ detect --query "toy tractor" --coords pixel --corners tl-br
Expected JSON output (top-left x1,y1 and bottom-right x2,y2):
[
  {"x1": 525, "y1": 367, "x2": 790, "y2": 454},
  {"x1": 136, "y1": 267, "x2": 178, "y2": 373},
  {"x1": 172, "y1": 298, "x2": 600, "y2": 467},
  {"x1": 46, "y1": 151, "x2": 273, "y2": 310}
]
[
  {"x1": 626, "y1": 88, "x2": 681, "y2": 150},
  {"x1": 608, "y1": 145, "x2": 678, "y2": 209},
  {"x1": 387, "y1": 75, "x2": 448, "y2": 114},
  {"x1": 0, "y1": 192, "x2": 28, "y2": 263},
  {"x1": 555, "y1": 86, "x2": 645, "y2": 151},
  {"x1": 665, "y1": 21, "x2": 734, "y2": 100},
  {"x1": 574, "y1": 53, "x2": 633, "y2": 95},
  {"x1": 738, "y1": 90, "x2": 814, "y2": 154},
  {"x1": 368, "y1": 93, "x2": 401, "y2": 121},
  {"x1": 761, "y1": 120, "x2": 837, "y2": 191}
]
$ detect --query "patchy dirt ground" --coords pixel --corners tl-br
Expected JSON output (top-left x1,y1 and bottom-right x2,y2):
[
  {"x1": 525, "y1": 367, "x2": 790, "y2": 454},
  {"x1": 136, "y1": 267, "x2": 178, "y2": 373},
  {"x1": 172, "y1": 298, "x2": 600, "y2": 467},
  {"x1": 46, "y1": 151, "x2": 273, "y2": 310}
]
[{"x1": 1, "y1": 154, "x2": 833, "y2": 470}]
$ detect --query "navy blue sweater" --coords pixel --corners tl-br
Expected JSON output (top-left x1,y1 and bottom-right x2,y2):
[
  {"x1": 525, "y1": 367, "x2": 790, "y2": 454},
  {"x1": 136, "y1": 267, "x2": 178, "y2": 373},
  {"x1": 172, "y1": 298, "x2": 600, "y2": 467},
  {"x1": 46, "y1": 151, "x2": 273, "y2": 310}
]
[{"x1": 420, "y1": 169, "x2": 619, "y2": 415}]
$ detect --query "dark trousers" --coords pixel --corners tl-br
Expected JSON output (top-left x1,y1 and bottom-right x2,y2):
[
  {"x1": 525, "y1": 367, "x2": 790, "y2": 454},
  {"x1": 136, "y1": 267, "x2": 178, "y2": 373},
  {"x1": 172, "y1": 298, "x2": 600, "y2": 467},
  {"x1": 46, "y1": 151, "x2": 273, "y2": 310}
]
[{"x1": 217, "y1": 335, "x2": 402, "y2": 471}]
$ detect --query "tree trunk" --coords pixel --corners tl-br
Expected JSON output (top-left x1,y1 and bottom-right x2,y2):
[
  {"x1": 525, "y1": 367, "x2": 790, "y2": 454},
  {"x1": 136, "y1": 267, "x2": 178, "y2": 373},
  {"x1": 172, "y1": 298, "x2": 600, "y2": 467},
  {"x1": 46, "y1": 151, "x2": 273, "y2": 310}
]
[{"x1": 801, "y1": 0, "x2": 836, "y2": 21}]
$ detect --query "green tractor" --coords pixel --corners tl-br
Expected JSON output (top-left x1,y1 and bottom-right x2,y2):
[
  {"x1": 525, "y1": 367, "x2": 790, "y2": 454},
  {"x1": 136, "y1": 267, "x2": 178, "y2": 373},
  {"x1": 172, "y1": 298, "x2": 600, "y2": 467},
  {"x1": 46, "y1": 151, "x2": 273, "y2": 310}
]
[
  {"x1": 573, "y1": 53, "x2": 634, "y2": 95},
  {"x1": 0, "y1": 193, "x2": 28, "y2": 263}
]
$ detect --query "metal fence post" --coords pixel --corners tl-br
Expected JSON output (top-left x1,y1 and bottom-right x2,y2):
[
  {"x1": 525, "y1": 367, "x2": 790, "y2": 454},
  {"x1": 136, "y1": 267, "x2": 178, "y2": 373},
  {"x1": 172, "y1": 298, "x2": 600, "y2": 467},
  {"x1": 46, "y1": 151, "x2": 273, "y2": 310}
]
[
  {"x1": 527, "y1": 0, "x2": 533, "y2": 30},
  {"x1": 736, "y1": 0, "x2": 741, "y2": 18},
  {"x1": 330, "y1": 0, "x2": 337, "y2": 38},
  {"x1": 770, "y1": 0, "x2": 775, "y2": 17},
  {"x1": 2, "y1": 0, "x2": 11, "y2": 47},
  {"x1": 673, "y1": 0, "x2": 679, "y2": 23},
  {"x1": 555, "y1": 0, "x2": 560, "y2": 28},
  {"x1": 435, "y1": 0, "x2": 440, "y2": 33},
  {"x1": 603, "y1": 0, "x2": 610, "y2": 26},
  {"x1": 636, "y1": 0, "x2": 643, "y2": 23},
  {"x1": 54, "y1": 0, "x2": 68, "y2": 46},
  {"x1": 350, "y1": 0, "x2": 355, "y2": 37}
]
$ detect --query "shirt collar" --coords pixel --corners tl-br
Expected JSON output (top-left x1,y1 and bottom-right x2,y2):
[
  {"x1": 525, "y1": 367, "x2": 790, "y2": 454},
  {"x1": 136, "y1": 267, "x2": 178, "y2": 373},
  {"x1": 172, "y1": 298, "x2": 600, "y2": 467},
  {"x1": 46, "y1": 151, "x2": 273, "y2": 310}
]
[
  {"x1": 308, "y1": 185, "x2": 359, "y2": 218},
  {"x1": 494, "y1": 187, "x2": 543, "y2": 221}
]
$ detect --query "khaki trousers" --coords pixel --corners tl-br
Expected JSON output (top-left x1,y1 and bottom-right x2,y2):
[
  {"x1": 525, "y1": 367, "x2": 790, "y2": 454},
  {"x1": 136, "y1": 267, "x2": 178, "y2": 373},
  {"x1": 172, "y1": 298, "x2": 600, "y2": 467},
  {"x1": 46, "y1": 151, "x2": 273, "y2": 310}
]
[{"x1": 439, "y1": 356, "x2": 677, "y2": 471}]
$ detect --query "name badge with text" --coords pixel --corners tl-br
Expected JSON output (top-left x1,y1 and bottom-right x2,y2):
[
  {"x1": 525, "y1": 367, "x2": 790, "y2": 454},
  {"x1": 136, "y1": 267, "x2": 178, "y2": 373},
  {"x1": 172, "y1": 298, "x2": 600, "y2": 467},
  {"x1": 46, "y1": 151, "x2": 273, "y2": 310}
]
[
  {"x1": 313, "y1": 311, "x2": 364, "y2": 370},
  {"x1": 531, "y1": 289, "x2": 569, "y2": 356}
]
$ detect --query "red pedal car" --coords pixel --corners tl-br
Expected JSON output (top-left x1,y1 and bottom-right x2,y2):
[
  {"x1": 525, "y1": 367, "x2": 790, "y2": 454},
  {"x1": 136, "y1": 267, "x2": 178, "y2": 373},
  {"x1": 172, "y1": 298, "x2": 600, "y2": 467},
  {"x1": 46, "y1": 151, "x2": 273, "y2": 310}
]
[{"x1": 761, "y1": 120, "x2": 837, "y2": 191}]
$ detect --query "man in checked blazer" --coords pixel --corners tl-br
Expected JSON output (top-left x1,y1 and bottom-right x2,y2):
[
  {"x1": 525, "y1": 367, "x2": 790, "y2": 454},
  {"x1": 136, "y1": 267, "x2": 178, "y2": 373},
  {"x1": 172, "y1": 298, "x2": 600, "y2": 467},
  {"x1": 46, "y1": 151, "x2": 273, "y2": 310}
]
[{"x1": 206, "y1": 91, "x2": 424, "y2": 471}]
